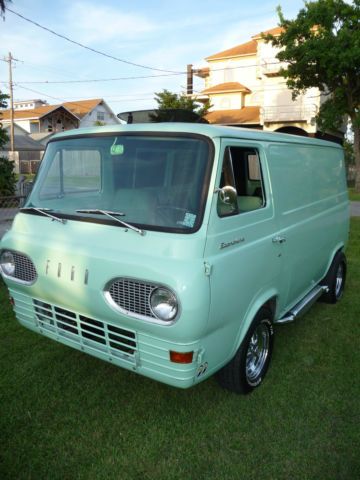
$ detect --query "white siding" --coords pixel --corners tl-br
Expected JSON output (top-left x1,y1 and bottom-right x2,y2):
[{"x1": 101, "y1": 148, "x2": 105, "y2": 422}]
[{"x1": 79, "y1": 104, "x2": 120, "y2": 128}]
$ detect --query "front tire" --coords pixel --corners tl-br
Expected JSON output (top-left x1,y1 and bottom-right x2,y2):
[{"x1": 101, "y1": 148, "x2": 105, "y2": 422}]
[{"x1": 216, "y1": 307, "x2": 274, "y2": 394}]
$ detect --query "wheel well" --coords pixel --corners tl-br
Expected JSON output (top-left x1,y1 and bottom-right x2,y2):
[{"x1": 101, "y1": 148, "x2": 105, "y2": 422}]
[
  {"x1": 263, "y1": 297, "x2": 277, "y2": 319},
  {"x1": 323, "y1": 246, "x2": 346, "y2": 282}
]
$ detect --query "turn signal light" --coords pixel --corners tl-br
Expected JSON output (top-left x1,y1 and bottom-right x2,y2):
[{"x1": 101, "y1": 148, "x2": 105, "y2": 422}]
[{"x1": 169, "y1": 351, "x2": 194, "y2": 364}]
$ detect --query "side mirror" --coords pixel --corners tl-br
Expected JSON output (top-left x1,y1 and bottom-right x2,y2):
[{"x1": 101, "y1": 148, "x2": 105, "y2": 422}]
[
  {"x1": 217, "y1": 186, "x2": 238, "y2": 216},
  {"x1": 219, "y1": 185, "x2": 237, "y2": 205}
]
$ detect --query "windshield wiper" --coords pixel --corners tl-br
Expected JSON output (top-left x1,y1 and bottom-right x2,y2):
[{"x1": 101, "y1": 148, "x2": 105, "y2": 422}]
[
  {"x1": 20, "y1": 207, "x2": 66, "y2": 224},
  {"x1": 76, "y1": 209, "x2": 145, "y2": 236}
]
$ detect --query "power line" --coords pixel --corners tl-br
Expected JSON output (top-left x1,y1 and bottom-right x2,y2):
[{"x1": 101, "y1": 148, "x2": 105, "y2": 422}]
[
  {"x1": 4, "y1": 79, "x2": 317, "y2": 100},
  {"x1": 2, "y1": 61, "x2": 285, "y2": 85},
  {"x1": 7, "y1": 7, "x2": 182, "y2": 74},
  {"x1": 8, "y1": 72, "x2": 184, "y2": 84},
  {"x1": 18, "y1": 59, "x2": 81, "y2": 80},
  {"x1": 14, "y1": 84, "x2": 65, "y2": 102}
]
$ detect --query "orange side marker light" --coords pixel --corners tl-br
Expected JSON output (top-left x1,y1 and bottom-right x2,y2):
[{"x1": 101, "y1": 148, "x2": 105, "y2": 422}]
[{"x1": 169, "y1": 351, "x2": 194, "y2": 364}]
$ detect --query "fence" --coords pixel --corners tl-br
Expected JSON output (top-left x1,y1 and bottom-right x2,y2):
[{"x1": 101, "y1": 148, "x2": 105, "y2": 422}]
[
  {"x1": 0, "y1": 179, "x2": 33, "y2": 227},
  {"x1": 20, "y1": 160, "x2": 41, "y2": 175},
  {"x1": 0, "y1": 195, "x2": 26, "y2": 223}
]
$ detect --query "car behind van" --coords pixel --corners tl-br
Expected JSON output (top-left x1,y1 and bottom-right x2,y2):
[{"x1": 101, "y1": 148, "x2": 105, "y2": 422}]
[{"x1": 0, "y1": 124, "x2": 349, "y2": 393}]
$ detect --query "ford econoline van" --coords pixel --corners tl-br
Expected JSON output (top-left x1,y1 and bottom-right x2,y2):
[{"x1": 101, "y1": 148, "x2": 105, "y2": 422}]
[{"x1": 0, "y1": 124, "x2": 349, "y2": 393}]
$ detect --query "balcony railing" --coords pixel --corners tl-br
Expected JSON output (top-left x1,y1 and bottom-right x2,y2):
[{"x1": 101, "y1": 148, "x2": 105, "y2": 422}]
[
  {"x1": 262, "y1": 59, "x2": 287, "y2": 76},
  {"x1": 256, "y1": 58, "x2": 287, "y2": 77},
  {"x1": 262, "y1": 105, "x2": 317, "y2": 123}
]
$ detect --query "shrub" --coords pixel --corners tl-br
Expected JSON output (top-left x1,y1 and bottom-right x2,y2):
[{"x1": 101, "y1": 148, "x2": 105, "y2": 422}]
[{"x1": 0, "y1": 156, "x2": 16, "y2": 195}]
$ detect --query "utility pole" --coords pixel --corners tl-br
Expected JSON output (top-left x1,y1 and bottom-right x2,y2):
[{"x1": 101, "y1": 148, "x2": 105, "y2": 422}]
[
  {"x1": 7, "y1": 51, "x2": 15, "y2": 153},
  {"x1": 187, "y1": 64, "x2": 193, "y2": 95}
]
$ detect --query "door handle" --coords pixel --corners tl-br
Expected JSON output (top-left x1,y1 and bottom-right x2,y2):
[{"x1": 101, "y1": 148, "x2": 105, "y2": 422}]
[{"x1": 272, "y1": 235, "x2": 286, "y2": 244}]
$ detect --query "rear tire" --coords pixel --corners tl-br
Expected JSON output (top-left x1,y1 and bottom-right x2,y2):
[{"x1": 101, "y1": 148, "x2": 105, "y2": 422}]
[
  {"x1": 216, "y1": 307, "x2": 274, "y2": 394},
  {"x1": 320, "y1": 251, "x2": 347, "y2": 304}
]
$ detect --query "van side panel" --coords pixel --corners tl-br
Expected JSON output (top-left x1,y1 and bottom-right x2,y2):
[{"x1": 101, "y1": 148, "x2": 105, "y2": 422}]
[
  {"x1": 203, "y1": 139, "x2": 349, "y2": 375},
  {"x1": 203, "y1": 140, "x2": 282, "y2": 370},
  {"x1": 267, "y1": 143, "x2": 349, "y2": 313}
]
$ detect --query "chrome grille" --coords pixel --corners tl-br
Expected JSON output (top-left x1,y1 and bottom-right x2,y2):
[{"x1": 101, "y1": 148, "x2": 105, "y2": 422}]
[
  {"x1": 33, "y1": 299, "x2": 137, "y2": 358},
  {"x1": 107, "y1": 278, "x2": 157, "y2": 319},
  {"x1": 1, "y1": 250, "x2": 37, "y2": 284}
]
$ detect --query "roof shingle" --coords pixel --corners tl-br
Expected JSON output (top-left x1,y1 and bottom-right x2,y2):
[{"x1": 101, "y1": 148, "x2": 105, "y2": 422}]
[
  {"x1": 205, "y1": 40, "x2": 257, "y2": 61},
  {"x1": 0, "y1": 98, "x2": 103, "y2": 121},
  {"x1": 202, "y1": 82, "x2": 251, "y2": 95},
  {"x1": 252, "y1": 26, "x2": 284, "y2": 39},
  {"x1": 205, "y1": 107, "x2": 260, "y2": 125}
]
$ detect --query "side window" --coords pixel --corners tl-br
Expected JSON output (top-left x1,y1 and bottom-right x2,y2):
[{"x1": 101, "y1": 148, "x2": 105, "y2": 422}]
[{"x1": 217, "y1": 146, "x2": 265, "y2": 217}]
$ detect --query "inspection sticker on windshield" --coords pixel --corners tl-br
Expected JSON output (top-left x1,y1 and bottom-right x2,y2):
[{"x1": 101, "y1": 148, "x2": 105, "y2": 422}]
[
  {"x1": 111, "y1": 144, "x2": 124, "y2": 155},
  {"x1": 182, "y1": 212, "x2": 196, "y2": 228}
]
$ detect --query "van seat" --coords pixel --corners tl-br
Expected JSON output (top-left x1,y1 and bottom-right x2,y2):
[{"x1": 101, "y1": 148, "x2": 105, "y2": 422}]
[
  {"x1": 217, "y1": 195, "x2": 262, "y2": 216},
  {"x1": 237, "y1": 196, "x2": 262, "y2": 212}
]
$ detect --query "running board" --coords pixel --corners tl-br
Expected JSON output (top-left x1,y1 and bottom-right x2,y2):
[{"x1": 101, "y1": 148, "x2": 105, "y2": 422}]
[{"x1": 276, "y1": 285, "x2": 329, "y2": 324}]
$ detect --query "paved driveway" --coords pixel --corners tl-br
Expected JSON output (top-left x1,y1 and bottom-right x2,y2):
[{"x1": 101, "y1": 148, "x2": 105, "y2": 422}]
[{"x1": 351, "y1": 201, "x2": 360, "y2": 217}]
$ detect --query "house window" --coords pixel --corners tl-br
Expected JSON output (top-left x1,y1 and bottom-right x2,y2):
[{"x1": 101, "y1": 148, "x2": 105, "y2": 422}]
[{"x1": 97, "y1": 112, "x2": 105, "y2": 121}]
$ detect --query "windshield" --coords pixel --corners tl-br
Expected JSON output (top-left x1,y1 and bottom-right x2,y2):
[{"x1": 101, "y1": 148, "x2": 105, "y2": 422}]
[{"x1": 25, "y1": 133, "x2": 213, "y2": 232}]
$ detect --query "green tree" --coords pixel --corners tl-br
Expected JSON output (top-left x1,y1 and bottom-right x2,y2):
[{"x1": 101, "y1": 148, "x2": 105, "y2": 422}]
[
  {"x1": 0, "y1": 157, "x2": 16, "y2": 195},
  {"x1": 264, "y1": 0, "x2": 360, "y2": 191},
  {"x1": 0, "y1": 0, "x2": 11, "y2": 19},
  {"x1": 0, "y1": 90, "x2": 16, "y2": 195},
  {"x1": 344, "y1": 140, "x2": 355, "y2": 167},
  {"x1": 0, "y1": 90, "x2": 10, "y2": 148},
  {"x1": 151, "y1": 89, "x2": 211, "y2": 122}
]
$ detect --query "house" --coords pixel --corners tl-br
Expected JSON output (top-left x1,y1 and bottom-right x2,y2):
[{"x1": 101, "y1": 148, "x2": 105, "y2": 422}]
[
  {"x1": 0, "y1": 124, "x2": 44, "y2": 174},
  {"x1": 13, "y1": 99, "x2": 48, "y2": 110},
  {"x1": 62, "y1": 99, "x2": 120, "y2": 127},
  {"x1": 194, "y1": 27, "x2": 345, "y2": 142},
  {"x1": 0, "y1": 104, "x2": 80, "y2": 134},
  {"x1": 0, "y1": 98, "x2": 120, "y2": 134}
]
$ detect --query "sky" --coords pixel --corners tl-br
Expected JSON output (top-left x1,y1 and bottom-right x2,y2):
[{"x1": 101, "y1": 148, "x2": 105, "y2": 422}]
[{"x1": 0, "y1": 0, "x2": 307, "y2": 116}]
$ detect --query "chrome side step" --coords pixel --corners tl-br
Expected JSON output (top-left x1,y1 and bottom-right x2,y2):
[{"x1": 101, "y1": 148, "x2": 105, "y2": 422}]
[{"x1": 276, "y1": 285, "x2": 329, "y2": 324}]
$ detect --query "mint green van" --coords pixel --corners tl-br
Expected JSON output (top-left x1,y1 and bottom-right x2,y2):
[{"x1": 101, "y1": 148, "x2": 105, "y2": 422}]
[{"x1": 0, "y1": 124, "x2": 349, "y2": 393}]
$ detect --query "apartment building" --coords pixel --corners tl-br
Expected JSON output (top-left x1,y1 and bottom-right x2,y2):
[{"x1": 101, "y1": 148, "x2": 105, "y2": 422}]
[{"x1": 194, "y1": 27, "x2": 344, "y2": 142}]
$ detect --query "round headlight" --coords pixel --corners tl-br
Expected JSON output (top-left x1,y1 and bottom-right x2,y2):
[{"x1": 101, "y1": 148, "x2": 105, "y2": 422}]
[
  {"x1": 0, "y1": 251, "x2": 15, "y2": 276},
  {"x1": 150, "y1": 287, "x2": 178, "y2": 322}
]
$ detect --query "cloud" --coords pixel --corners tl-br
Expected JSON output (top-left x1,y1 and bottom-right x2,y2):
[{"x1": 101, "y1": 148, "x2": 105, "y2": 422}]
[
  {"x1": 1, "y1": 34, "x2": 60, "y2": 65},
  {"x1": 65, "y1": 2, "x2": 156, "y2": 44}
]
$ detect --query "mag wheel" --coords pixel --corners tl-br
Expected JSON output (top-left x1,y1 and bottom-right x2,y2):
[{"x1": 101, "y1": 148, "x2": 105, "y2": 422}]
[
  {"x1": 245, "y1": 321, "x2": 271, "y2": 385},
  {"x1": 216, "y1": 307, "x2": 274, "y2": 394}
]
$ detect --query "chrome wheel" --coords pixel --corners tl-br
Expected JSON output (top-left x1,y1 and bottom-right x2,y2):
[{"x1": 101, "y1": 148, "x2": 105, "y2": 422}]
[
  {"x1": 335, "y1": 263, "x2": 344, "y2": 299},
  {"x1": 245, "y1": 322, "x2": 270, "y2": 383}
]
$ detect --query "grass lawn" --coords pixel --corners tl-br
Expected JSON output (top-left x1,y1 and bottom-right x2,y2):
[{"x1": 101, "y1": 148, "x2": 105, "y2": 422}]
[
  {"x1": 1, "y1": 220, "x2": 360, "y2": 480},
  {"x1": 349, "y1": 188, "x2": 360, "y2": 202}
]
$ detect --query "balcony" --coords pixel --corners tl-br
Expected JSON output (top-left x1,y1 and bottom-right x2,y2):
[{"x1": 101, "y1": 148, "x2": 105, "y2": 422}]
[
  {"x1": 262, "y1": 104, "x2": 317, "y2": 123},
  {"x1": 256, "y1": 58, "x2": 287, "y2": 78}
]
